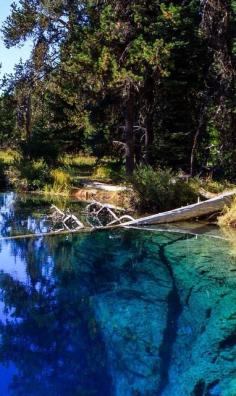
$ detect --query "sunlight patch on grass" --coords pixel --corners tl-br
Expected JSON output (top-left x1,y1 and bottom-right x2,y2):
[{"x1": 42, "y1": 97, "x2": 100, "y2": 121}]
[
  {"x1": 0, "y1": 149, "x2": 17, "y2": 164},
  {"x1": 60, "y1": 154, "x2": 97, "y2": 167}
]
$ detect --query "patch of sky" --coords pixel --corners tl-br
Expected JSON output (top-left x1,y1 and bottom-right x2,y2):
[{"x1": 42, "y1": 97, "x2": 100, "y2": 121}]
[{"x1": 0, "y1": 0, "x2": 32, "y2": 78}]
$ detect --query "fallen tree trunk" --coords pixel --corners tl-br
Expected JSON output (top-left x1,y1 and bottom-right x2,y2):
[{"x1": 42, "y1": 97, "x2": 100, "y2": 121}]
[{"x1": 122, "y1": 190, "x2": 236, "y2": 226}]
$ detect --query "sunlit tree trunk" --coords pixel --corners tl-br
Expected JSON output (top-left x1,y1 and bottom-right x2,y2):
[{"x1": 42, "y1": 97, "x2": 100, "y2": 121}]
[
  {"x1": 125, "y1": 89, "x2": 135, "y2": 175},
  {"x1": 25, "y1": 94, "x2": 32, "y2": 142}
]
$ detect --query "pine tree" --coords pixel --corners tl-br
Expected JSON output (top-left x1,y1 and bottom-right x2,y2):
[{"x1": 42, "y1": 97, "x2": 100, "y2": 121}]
[{"x1": 1, "y1": 0, "x2": 235, "y2": 178}]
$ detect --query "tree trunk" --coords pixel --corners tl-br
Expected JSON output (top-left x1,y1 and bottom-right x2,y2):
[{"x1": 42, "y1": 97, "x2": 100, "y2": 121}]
[
  {"x1": 190, "y1": 102, "x2": 207, "y2": 176},
  {"x1": 144, "y1": 115, "x2": 154, "y2": 165},
  {"x1": 125, "y1": 90, "x2": 135, "y2": 175},
  {"x1": 25, "y1": 95, "x2": 32, "y2": 142},
  {"x1": 122, "y1": 190, "x2": 236, "y2": 226},
  {"x1": 67, "y1": 0, "x2": 78, "y2": 42},
  {"x1": 143, "y1": 76, "x2": 155, "y2": 165},
  {"x1": 200, "y1": 0, "x2": 235, "y2": 177}
]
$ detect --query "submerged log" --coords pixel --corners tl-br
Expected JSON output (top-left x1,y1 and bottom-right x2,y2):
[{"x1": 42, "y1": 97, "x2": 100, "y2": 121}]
[{"x1": 122, "y1": 190, "x2": 236, "y2": 226}]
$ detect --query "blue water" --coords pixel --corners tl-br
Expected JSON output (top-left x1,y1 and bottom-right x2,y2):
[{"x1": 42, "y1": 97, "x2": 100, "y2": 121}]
[{"x1": 0, "y1": 193, "x2": 235, "y2": 396}]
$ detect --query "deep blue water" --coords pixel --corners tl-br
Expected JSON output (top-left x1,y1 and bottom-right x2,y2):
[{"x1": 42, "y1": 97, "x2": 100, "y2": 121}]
[{"x1": 0, "y1": 193, "x2": 235, "y2": 396}]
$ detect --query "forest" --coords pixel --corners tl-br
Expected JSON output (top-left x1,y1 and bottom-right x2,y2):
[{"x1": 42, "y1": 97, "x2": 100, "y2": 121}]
[{"x1": 0, "y1": 0, "x2": 235, "y2": 212}]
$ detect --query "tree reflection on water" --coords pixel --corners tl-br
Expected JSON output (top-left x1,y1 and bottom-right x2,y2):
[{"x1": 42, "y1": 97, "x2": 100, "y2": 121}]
[{"x1": 0, "y1": 232, "x2": 115, "y2": 396}]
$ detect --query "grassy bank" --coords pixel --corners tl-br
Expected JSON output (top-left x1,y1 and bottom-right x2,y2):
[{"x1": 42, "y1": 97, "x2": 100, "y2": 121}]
[
  {"x1": 0, "y1": 150, "x2": 125, "y2": 193},
  {"x1": 1, "y1": 149, "x2": 236, "y2": 217}
]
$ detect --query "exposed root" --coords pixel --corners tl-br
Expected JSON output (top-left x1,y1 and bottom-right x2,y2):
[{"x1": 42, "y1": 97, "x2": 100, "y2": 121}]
[
  {"x1": 85, "y1": 201, "x2": 134, "y2": 228},
  {"x1": 50, "y1": 205, "x2": 84, "y2": 231},
  {"x1": 48, "y1": 202, "x2": 135, "y2": 233}
]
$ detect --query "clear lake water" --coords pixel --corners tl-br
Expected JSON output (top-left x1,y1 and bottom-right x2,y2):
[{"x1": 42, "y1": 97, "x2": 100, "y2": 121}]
[{"x1": 0, "y1": 192, "x2": 235, "y2": 396}]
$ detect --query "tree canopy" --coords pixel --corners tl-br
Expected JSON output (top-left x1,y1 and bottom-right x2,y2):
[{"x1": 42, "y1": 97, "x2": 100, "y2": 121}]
[{"x1": 0, "y1": 0, "x2": 235, "y2": 178}]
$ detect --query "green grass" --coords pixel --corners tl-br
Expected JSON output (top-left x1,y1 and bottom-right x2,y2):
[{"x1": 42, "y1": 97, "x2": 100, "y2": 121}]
[
  {"x1": 91, "y1": 159, "x2": 125, "y2": 183},
  {"x1": 59, "y1": 155, "x2": 125, "y2": 184},
  {"x1": 3, "y1": 152, "x2": 125, "y2": 193},
  {"x1": 191, "y1": 177, "x2": 236, "y2": 194},
  {"x1": 0, "y1": 151, "x2": 125, "y2": 187},
  {"x1": 43, "y1": 168, "x2": 72, "y2": 196},
  {"x1": 59, "y1": 155, "x2": 96, "y2": 178},
  {"x1": 3, "y1": 151, "x2": 235, "y2": 209}
]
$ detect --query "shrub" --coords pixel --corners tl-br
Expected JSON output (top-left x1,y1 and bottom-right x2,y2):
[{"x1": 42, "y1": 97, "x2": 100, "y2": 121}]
[
  {"x1": 19, "y1": 124, "x2": 60, "y2": 166},
  {"x1": 0, "y1": 149, "x2": 16, "y2": 164},
  {"x1": 130, "y1": 166, "x2": 197, "y2": 212},
  {"x1": 8, "y1": 159, "x2": 51, "y2": 191}
]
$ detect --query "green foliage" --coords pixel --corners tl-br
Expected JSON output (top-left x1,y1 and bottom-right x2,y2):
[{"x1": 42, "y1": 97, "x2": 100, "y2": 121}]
[
  {"x1": 200, "y1": 178, "x2": 235, "y2": 194},
  {"x1": 131, "y1": 166, "x2": 197, "y2": 212},
  {"x1": 0, "y1": 94, "x2": 16, "y2": 145},
  {"x1": 61, "y1": 155, "x2": 96, "y2": 167},
  {"x1": 92, "y1": 166, "x2": 112, "y2": 181},
  {"x1": 93, "y1": 160, "x2": 125, "y2": 183},
  {"x1": 8, "y1": 159, "x2": 51, "y2": 191},
  {"x1": 59, "y1": 154, "x2": 96, "y2": 184},
  {"x1": 20, "y1": 128, "x2": 60, "y2": 165},
  {"x1": 0, "y1": 149, "x2": 16, "y2": 164},
  {"x1": 0, "y1": 0, "x2": 235, "y2": 193}
]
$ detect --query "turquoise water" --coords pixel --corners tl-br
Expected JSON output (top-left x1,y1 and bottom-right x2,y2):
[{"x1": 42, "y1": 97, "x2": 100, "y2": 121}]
[{"x1": 0, "y1": 193, "x2": 235, "y2": 395}]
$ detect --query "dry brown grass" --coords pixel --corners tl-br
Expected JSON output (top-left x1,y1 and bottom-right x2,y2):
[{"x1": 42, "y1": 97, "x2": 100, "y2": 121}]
[
  {"x1": 217, "y1": 198, "x2": 236, "y2": 255},
  {"x1": 218, "y1": 198, "x2": 236, "y2": 228}
]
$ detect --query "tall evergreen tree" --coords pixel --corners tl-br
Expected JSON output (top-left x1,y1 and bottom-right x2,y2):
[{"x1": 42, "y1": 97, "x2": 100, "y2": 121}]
[{"x1": 0, "y1": 0, "x2": 235, "y2": 177}]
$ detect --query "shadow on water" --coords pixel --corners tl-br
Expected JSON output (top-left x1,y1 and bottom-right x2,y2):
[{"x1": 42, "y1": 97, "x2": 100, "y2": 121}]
[{"x1": 156, "y1": 238, "x2": 186, "y2": 395}]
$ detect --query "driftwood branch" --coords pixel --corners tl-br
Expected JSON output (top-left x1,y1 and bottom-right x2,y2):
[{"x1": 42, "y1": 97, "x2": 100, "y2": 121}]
[
  {"x1": 50, "y1": 205, "x2": 84, "y2": 231},
  {"x1": 3, "y1": 192, "x2": 235, "y2": 243},
  {"x1": 49, "y1": 202, "x2": 134, "y2": 232},
  {"x1": 85, "y1": 201, "x2": 134, "y2": 228}
]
